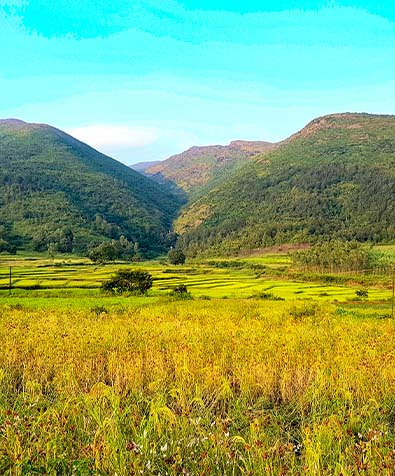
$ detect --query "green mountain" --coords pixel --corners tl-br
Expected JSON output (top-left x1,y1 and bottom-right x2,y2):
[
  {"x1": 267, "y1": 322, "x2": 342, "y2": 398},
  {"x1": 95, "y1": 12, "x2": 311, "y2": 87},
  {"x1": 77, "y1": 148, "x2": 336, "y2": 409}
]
[
  {"x1": 176, "y1": 113, "x2": 395, "y2": 256},
  {"x1": 0, "y1": 119, "x2": 181, "y2": 256},
  {"x1": 139, "y1": 140, "x2": 275, "y2": 198}
]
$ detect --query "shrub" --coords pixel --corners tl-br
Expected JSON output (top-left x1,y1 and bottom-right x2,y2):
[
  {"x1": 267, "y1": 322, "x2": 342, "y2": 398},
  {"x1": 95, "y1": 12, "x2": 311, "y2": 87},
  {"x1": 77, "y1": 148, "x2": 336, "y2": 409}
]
[
  {"x1": 91, "y1": 305, "x2": 109, "y2": 316},
  {"x1": 289, "y1": 302, "x2": 319, "y2": 320},
  {"x1": 102, "y1": 270, "x2": 153, "y2": 295},
  {"x1": 252, "y1": 292, "x2": 285, "y2": 301},
  {"x1": 168, "y1": 249, "x2": 186, "y2": 265},
  {"x1": 355, "y1": 288, "x2": 369, "y2": 298},
  {"x1": 170, "y1": 284, "x2": 192, "y2": 299}
]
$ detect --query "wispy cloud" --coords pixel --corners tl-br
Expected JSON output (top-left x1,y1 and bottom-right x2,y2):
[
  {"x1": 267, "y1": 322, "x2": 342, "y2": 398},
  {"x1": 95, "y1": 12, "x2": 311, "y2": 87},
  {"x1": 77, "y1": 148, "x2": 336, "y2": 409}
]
[{"x1": 66, "y1": 125, "x2": 158, "y2": 148}]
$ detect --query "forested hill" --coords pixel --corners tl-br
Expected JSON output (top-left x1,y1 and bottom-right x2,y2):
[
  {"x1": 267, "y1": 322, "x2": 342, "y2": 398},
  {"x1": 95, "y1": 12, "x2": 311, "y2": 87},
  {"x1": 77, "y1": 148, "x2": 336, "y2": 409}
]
[
  {"x1": 176, "y1": 113, "x2": 395, "y2": 256},
  {"x1": 136, "y1": 140, "x2": 275, "y2": 197},
  {"x1": 0, "y1": 119, "x2": 182, "y2": 256}
]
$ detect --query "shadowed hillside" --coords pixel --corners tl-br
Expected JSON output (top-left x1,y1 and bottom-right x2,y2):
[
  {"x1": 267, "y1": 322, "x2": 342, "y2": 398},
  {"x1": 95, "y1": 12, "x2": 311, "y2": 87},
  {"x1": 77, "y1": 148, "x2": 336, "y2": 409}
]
[{"x1": 0, "y1": 119, "x2": 182, "y2": 256}]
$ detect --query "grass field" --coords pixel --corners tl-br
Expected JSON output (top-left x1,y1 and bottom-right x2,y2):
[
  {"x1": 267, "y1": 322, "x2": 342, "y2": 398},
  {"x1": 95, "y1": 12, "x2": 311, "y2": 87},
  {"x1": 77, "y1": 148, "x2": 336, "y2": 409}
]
[
  {"x1": 1, "y1": 299, "x2": 395, "y2": 475},
  {"x1": 1, "y1": 252, "x2": 395, "y2": 475}
]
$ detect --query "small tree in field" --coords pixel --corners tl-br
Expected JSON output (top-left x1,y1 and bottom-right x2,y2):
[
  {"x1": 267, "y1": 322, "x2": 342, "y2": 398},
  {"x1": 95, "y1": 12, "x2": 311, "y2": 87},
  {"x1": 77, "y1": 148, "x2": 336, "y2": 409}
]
[
  {"x1": 102, "y1": 270, "x2": 153, "y2": 294},
  {"x1": 168, "y1": 249, "x2": 186, "y2": 265}
]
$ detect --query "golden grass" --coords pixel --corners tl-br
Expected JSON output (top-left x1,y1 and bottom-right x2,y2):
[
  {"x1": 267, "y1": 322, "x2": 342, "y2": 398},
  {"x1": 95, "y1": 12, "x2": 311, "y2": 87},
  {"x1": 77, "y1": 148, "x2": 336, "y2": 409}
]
[{"x1": 0, "y1": 300, "x2": 395, "y2": 475}]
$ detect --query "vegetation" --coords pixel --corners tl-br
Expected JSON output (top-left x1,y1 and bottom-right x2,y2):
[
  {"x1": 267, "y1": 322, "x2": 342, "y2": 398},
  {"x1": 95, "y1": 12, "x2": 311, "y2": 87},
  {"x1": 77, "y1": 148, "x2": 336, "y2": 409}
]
[
  {"x1": 102, "y1": 270, "x2": 153, "y2": 294},
  {"x1": 0, "y1": 251, "x2": 393, "y2": 301},
  {"x1": 167, "y1": 248, "x2": 186, "y2": 265},
  {"x1": 3, "y1": 111, "x2": 395, "y2": 474},
  {"x1": 176, "y1": 113, "x2": 395, "y2": 256},
  {"x1": 140, "y1": 140, "x2": 274, "y2": 197},
  {"x1": 0, "y1": 299, "x2": 395, "y2": 475},
  {"x1": 291, "y1": 240, "x2": 380, "y2": 272},
  {"x1": 169, "y1": 283, "x2": 191, "y2": 299},
  {"x1": 88, "y1": 236, "x2": 140, "y2": 263},
  {"x1": 0, "y1": 120, "x2": 181, "y2": 257}
]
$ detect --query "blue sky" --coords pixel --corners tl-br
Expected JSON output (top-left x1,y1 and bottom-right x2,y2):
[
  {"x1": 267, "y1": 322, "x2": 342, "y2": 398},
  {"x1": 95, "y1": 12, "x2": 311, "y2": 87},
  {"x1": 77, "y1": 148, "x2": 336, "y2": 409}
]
[{"x1": 0, "y1": 1, "x2": 394, "y2": 164}]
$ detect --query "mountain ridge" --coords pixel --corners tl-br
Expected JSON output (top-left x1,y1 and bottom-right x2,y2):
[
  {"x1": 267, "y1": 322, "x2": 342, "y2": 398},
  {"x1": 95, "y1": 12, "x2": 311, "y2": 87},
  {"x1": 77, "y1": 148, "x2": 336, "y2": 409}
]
[
  {"x1": 175, "y1": 112, "x2": 395, "y2": 256},
  {"x1": 135, "y1": 139, "x2": 275, "y2": 196},
  {"x1": 0, "y1": 119, "x2": 181, "y2": 256}
]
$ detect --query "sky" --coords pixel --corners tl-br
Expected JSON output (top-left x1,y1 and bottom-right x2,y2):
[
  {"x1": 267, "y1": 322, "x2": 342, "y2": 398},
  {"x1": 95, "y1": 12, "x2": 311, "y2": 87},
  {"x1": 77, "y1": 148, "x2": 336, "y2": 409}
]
[{"x1": 0, "y1": 1, "x2": 394, "y2": 164}]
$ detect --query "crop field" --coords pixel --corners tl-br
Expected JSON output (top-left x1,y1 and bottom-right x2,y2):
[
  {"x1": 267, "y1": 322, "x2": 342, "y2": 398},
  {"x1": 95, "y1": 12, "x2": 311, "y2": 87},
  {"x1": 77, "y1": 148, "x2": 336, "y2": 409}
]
[
  {"x1": 1, "y1": 252, "x2": 395, "y2": 475},
  {"x1": 0, "y1": 254, "x2": 393, "y2": 304},
  {"x1": 1, "y1": 299, "x2": 395, "y2": 475}
]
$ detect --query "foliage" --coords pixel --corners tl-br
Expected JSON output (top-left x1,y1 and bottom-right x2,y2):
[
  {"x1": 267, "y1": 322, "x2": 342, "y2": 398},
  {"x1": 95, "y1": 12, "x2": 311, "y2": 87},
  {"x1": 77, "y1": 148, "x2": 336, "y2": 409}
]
[
  {"x1": 167, "y1": 248, "x2": 186, "y2": 265},
  {"x1": 291, "y1": 240, "x2": 380, "y2": 272},
  {"x1": 169, "y1": 283, "x2": 191, "y2": 299},
  {"x1": 0, "y1": 254, "x2": 392, "y2": 301},
  {"x1": 0, "y1": 120, "x2": 181, "y2": 256},
  {"x1": 88, "y1": 236, "x2": 136, "y2": 263},
  {"x1": 0, "y1": 238, "x2": 16, "y2": 254},
  {"x1": 252, "y1": 291, "x2": 284, "y2": 301},
  {"x1": 102, "y1": 269, "x2": 153, "y2": 294},
  {"x1": 356, "y1": 288, "x2": 369, "y2": 298}
]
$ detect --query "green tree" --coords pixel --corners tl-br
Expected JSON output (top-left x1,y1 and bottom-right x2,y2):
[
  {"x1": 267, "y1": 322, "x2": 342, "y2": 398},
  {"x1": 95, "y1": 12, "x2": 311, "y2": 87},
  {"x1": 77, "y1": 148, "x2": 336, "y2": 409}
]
[
  {"x1": 47, "y1": 242, "x2": 57, "y2": 260},
  {"x1": 102, "y1": 270, "x2": 153, "y2": 294},
  {"x1": 168, "y1": 249, "x2": 186, "y2": 265}
]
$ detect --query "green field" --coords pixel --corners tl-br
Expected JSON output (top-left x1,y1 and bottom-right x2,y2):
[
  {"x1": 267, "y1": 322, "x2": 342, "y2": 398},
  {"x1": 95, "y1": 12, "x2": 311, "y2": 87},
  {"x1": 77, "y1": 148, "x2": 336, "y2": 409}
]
[{"x1": 0, "y1": 252, "x2": 393, "y2": 305}]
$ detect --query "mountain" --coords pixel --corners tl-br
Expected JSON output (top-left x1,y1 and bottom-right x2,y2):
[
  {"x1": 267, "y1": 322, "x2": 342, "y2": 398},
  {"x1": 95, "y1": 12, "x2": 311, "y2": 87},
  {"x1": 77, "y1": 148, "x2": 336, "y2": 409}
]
[
  {"x1": 139, "y1": 140, "x2": 275, "y2": 197},
  {"x1": 175, "y1": 113, "x2": 395, "y2": 256},
  {"x1": 0, "y1": 119, "x2": 182, "y2": 256},
  {"x1": 130, "y1": 160, "x2": 161, "y2": 174}
]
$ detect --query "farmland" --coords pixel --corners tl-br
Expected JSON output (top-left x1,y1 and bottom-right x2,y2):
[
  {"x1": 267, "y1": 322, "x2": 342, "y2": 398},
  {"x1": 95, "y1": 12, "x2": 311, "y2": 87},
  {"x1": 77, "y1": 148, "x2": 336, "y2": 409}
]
[
  {"x1": 0, "y1": 249, "x2": 393, "y2": 304},
  {"x1": 1, "y1": 250, "x2": 395, "y2": 475}
]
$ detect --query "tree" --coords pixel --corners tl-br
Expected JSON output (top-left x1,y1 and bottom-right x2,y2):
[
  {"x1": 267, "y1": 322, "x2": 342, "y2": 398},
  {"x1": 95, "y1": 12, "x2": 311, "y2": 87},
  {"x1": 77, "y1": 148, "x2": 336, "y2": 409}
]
[
  {"x1": 168, "y1": 249, "x2": 186, "y2": 265},
  {"x1": 102, "y1": 270, "x2": 153, "y2": 294},
  {"x1": 89, "y1": 237, "x2": 138, "y2": 263},
  {"x1": 0, "y1": 239, "x2": 16, "y2": 255},
  {"x1": 47, "y1": 242, "x2": 57, "y2": 260}
]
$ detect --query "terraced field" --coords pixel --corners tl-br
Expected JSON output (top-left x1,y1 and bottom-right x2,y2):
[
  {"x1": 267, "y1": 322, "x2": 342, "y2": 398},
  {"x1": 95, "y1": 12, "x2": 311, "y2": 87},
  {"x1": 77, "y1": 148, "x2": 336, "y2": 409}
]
[{"x1": 0, "y1": 251, "x2": 392, "y2": 304}]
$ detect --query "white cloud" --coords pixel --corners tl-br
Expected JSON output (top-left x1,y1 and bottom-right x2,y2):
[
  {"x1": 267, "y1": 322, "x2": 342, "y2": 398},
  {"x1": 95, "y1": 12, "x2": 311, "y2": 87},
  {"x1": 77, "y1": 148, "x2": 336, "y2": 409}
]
[{"x1": 66, "y1": 124, "x2": 158, "y2": 148}]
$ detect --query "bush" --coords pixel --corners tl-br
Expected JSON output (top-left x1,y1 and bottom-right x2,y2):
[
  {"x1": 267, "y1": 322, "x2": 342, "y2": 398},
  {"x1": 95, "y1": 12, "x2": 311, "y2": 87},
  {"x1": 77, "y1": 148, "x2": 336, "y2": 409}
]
[
  {"x1": 170, "y1": 284, "x2": 192, "y2": 299},
  {"x1": 252, "y1": 292, "x2": 285, "y2": 301},
  {"x1": 91, "y1": 305, "x2": 109, "y2": 316},
  {"x1": 168, "y1": 249, "x2": 186, "y2": 265},
  {"x1": 102, "y1": 270, "x2": 153, "y2": 295},
  {"x1": 289, "y1": 302, "x2": 319, "y2": 320},
  {"x1": 355, "y1": 288, "x2": 369, "y2": 298}
]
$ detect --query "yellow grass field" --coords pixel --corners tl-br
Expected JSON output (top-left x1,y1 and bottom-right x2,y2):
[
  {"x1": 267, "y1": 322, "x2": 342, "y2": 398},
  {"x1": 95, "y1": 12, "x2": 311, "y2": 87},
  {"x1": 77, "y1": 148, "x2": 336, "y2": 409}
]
[{"x1": 1, "y1": 298, "x2": 395, "y2": 475}]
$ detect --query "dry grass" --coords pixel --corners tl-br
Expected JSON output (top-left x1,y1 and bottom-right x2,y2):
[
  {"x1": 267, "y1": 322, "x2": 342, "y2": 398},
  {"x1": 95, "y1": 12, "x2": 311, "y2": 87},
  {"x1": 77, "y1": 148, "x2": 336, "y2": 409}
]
[{"x1": 0, "y1": 299, "x2": 395, "y2": 475}]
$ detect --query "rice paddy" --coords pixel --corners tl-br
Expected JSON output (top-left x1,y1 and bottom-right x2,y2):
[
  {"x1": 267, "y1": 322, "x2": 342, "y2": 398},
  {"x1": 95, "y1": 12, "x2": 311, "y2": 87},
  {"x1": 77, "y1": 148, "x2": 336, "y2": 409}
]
[{"x1": 0, "y1": 253, "x2": 392, "y2": 303}]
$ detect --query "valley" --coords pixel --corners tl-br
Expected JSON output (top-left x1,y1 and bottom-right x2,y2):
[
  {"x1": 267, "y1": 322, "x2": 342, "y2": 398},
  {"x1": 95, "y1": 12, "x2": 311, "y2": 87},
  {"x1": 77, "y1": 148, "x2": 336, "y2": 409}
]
[{"x1": 1, "y1": 113, "x2": 395, "y2": 475}]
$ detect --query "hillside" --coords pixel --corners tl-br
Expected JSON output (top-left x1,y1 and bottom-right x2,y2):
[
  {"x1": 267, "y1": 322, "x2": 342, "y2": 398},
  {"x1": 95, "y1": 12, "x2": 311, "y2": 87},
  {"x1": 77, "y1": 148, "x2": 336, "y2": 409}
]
[
  {"x1": 140, "y1": 140, "x2": 275, "y2": 197},
  {"x1": 130, "y1": 160, "x2": 161, "y2": 174},
  {"x1": 0, "y1": 119, "x2": 181, "y2": 256},
  {"x1": 176, "y1": 113, "x2": 395, "y2": 256}
]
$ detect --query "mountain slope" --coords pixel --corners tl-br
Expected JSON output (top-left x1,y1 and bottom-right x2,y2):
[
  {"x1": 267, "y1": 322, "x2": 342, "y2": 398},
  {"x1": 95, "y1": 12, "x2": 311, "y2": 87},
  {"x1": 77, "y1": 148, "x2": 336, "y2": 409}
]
[
  {"x1": 0, "y1": 119, "x2": 181, "y2": 255},
  {"x1": 176, "y1": 113, "x2": 395, "y2": 256},
  {"x1": 140, "y1": 140, "x2": 275, "y2": 197},
  {"x1": 130, "y1": 160, "x2": 161, "y2": 174}
]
